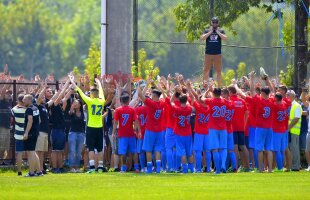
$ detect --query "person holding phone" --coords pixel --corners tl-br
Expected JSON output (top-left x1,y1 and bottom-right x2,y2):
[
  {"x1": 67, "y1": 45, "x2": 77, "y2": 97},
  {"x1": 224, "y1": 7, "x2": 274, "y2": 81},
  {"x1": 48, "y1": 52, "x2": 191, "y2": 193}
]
[{"x1": 200, "y1": 17, "x2": 228, "y2": 87}]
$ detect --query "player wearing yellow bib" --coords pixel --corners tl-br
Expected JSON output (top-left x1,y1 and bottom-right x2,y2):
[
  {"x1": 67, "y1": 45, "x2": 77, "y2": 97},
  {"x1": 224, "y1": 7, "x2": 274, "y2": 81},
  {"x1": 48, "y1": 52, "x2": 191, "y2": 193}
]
[{"x1": 70, "y1": 76, "x2": 106, "y2": 173}]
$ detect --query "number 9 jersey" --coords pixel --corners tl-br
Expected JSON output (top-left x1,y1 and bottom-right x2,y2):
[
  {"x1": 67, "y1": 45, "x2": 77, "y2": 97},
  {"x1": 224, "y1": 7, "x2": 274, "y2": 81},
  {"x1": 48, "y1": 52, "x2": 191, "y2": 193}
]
[{"x1": 76, "y1": 88, "x2": 105, "y2": 128}]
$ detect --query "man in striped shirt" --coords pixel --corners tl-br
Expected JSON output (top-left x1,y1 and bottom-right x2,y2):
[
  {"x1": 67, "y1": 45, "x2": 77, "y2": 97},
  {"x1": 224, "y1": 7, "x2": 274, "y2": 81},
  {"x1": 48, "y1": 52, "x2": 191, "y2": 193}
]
[{"x1": 11, "y1": 94, "x2": 26, "y2": 176}]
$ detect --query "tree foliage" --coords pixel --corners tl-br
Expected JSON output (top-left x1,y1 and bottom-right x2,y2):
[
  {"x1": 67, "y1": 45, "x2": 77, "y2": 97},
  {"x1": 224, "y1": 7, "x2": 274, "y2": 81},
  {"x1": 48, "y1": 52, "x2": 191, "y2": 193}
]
[
  {"x1": 237, "y1": 62, "x2": 247, "y2": 79},
  {"x1": 174, "y1": 0, "x2": 262, "y2": 41},
  {"x1": 279, "y1": 64, "x2": 293, "y2": 86},
  {"x1": 0, "y1": 0, "x2": 100, "y2": 79},
  {"x1": 84, "y1": 43, "x2": 100, "y2": 85},
  {"x1": 174, "y1": 0, "x2": 293, "y2": 41},
  {"x1": 222, "y1": 69, "x2": 236, "y2": 86},
  {"x1": 131, "y1": 49, "x2": 160, "y2": 80}
]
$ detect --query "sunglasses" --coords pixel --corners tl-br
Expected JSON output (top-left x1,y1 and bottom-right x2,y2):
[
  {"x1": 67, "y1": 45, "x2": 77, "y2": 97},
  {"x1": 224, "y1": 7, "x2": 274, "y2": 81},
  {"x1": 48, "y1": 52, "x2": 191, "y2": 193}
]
[{"x1": 212, "y1": 21, "x2": 218, "y2": 24}]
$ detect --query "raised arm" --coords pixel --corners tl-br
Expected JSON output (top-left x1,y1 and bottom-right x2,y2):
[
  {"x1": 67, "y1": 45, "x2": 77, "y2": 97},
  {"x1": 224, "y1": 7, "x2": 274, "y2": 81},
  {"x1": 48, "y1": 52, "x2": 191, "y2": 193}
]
[
  {"x1": 70, "y1": 75, "x2": 91, "y2": 105},
  {"x1": 95, "y1": 78, "x2": 105, "y2": 101},
  {"x1": 301, "y1": 89, "x2": 309, "y2": 108},
  {"x1": 216, "y1": 29, "x2": 228, "y2": 41},
  {"x1": 54, "y1": 79, "x2": 70, "y2": 106},
  {"x1": 62, "y1": 88, "x2": 73, "y2": 111},
  {"x1": 200, "y1": 27, "x2": 213, "y2": 40}
]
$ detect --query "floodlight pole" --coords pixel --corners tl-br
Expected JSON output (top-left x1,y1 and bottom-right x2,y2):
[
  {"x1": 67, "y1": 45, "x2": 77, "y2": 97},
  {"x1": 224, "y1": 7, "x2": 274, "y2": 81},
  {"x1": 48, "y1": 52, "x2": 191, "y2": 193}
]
[
  {"x1": 133, "y1": 0, "x2": 139, "y2": 68},
  {"x1": 101, "y1": 0, "x2": 107, "y2": 76}
]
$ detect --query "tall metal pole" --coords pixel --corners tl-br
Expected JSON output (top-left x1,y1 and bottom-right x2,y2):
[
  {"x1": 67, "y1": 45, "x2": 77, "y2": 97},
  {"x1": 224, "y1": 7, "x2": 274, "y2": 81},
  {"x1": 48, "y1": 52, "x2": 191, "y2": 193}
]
[
  {"x1": 294, "y1": 0, "x2": 308, "y2": 93},
  {"x1": 209, "y1": 0, "x2": 214, "y2": 78},
  {"x1": 101, "y1": 0, "x2": 107, "y2": 76},
  {"x1": 133, "y1": 0, "x2": 138, "y2": 67},
  {"x1": 210, "y1": 0, "x2": 214, "y2": 20}
]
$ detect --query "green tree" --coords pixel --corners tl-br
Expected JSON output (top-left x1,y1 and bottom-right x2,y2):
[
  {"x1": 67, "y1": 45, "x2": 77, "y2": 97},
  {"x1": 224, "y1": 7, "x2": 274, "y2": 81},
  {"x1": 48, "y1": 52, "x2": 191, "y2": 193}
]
[
  {"x1": 279, "y1": 64, "x2": 293, "y2": 86},
  {"x1": 237, "y1": 62, "x2": 247, "y2": 79},
  {"x1": 174, "y1": 0, "x2": 293, "y2": 41},
  {"x1": 0, "y1": 0, "x2": 101, "y2": 79},
  {"x1": 222, "y1": 69, "x2": 235, "y2": 86},
  {"x1": 174, "y1": 0, "x2": 262, "y2": 41},
  {"x1": 131, "y1": 49, "x2": 160, "y2": 80},
  {"x1": 84, "y1": 43, "x2": 100, "y2": 85},
  {"x1": 138, "y1": 1, "x2": 202, "y2": 78}
]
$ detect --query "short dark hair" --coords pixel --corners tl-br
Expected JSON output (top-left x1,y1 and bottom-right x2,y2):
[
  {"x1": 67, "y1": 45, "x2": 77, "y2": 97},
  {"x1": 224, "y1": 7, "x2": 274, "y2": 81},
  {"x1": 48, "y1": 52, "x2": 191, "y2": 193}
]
[
  {"x1": 227, "y1": 85, "x2": 237, "y2": 94},
  {"x1": 261, "y1": 86, "x2": 270, "y2": 95},
  {"x1": 152, "y1": 89, "x2": 162, "y2": 97},
  {"x1": 179, "y1": 94, "x2": 188, "y2": 104},
  {"x1": 275, "y1": 93, "x2": 283, "y2": 101},
  {"x1": 222, "y1": 88, "x2": 229, "y2": 95},
  {"x1": 213, "y1": 88, "x2": 222, "y2": 97},
  {"x1": 120, "y1": 95, "x2": 130, "y2": 104},
  {"x1": 174, "y1": 92, "x2": 181, "y2": 98}
]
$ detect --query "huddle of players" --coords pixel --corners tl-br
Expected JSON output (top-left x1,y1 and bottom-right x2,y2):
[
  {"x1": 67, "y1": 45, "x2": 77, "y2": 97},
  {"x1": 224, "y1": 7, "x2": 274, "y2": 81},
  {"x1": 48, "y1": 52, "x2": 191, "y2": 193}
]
[{"x1": 112, "y1": 72, "x2": 297, "y2": 174}]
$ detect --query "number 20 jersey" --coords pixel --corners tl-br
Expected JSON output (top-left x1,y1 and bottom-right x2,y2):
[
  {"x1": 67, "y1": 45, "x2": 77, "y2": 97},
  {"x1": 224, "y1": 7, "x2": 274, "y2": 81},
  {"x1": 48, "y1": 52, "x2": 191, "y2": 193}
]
[{"x1": 204, "y1": 98, "x2": 228, "y2": 131}]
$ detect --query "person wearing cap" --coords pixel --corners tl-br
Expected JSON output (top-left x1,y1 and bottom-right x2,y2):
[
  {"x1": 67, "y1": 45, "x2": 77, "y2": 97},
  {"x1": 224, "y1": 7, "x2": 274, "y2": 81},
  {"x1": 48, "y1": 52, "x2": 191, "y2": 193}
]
[
  {"x1": 200, "y1": 17, "x2": 228, "y2": 87},
  {"x1": 287, "y1": 89, "x2": 302, "y2": 171}
]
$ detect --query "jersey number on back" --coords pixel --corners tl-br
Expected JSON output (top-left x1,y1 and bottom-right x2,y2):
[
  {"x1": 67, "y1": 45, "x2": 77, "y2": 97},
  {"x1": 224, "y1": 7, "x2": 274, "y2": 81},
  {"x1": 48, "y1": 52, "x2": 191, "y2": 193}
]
[
  {"x1": 277, "y1": 111, "x2": 285, "y2": 121},
  {"x1": 225, "y1": 110, "x2": 234, "y2": 121},
  {"x1": 91, "y1": 105, "x2": 103, "y2": 116},
  {"x1": 122, "y1": 114, "x2": 129, "y2": 126},
  {"x1": 263, "y1": 107, "x2": 270, "y2": 118},
  {"x1": 178, "y1": 115, "x2": 190, "y2": 127},
  {"x1": 154, "y1": 110, "x2": 162, "y2": 119},
  {"x1": 197, "y1": 113, "x2": 210, "y2": 124},
  {"x1": 212, "y1": 106, "x2": 226, "y2": 118},
  {"x1": 139, "y1": 114, "x2": 146, "y2": 126}
]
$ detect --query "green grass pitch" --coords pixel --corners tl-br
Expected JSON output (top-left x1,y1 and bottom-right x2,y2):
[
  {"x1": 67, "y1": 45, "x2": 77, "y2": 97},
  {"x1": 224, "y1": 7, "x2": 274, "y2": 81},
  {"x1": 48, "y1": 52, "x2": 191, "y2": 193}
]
[{"x1": 0, "y1": 171, "x2": 309, "y2": 200}]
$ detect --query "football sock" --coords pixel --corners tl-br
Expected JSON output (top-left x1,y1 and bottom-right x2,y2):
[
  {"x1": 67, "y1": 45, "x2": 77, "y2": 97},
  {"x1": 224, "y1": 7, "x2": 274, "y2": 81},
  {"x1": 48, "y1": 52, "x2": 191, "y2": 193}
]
[
  {"x1": 121, "y1": 165, "x2": 127, "y2": 172},
  {"x1": 213, "y1": 152, "x2": 220, "y2": 173},
  {"x1": 275, "y1": 151, "x2": 283, "y2": 170},
  {"x1": 220, "y1": 149, "x2": 227, "y2": 170},
  {"x1": 147, "y1": 162, "x2": 153, "y2": 173},
  {"x1": 254, "y1": 149, "x2": 259, "y2": 169},
  {"x1": 188, "y1": 163, "x2": 194, "y2": 173},
  {"x1": 182, "y1": 163, "x2": 188, "y2": 174},
  {"x1": 161, "y1": 150, "x2": 167, "y2": 171},
  {"x1": 98, "y1": 161, "x2": 104, "y2": 168},
  {"x1": 155, "y1": 160, "x2": 161, "y2": 173},
  {"x1": 166, "y1": 148, "x2": 174, "y2": 171},
  {"x1": 134, "y1": 164, "x2": 139, "y2": 171},
  {"x1": 89, "y1": 160, "x2": 95, "y2": 169},
  {"x1": 195, "y1": 150, "x2": 202, "y2": 172},
  {"x1": 139, "y1": 153, "x2": 146, "y2": 170},
  {"x1": 176, "y1": 156, "x2": 181, "y2": 171},
  {"x1": 205, "y1": 151, "x2": 211, "y2": 172}
]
